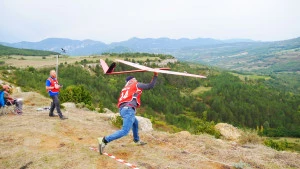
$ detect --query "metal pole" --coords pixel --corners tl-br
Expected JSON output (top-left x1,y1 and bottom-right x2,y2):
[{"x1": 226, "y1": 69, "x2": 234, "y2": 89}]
[{"x1": 56, "y1": 55, "x2": 59, "y2": 79}]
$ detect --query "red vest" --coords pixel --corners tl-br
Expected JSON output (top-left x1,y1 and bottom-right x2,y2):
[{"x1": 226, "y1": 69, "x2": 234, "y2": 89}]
[
  {"x1": 117, "y1": 81, "x2": 143, "y2": 108},
  {"x1": 47, "y1": 77, "x2": 60, "y2": 93}
]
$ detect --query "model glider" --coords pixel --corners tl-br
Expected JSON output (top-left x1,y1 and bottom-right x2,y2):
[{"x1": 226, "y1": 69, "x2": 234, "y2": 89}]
[
  {"x1": 100, "y1": 59, "x2": 207, "y2": 78},
  {"x1": 61, "y1": 48, "x2": 66, "y2": 53}
]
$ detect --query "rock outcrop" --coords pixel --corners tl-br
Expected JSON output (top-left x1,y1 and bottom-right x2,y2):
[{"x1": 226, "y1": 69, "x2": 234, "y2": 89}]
[{"x1": 215, "y1": 123, "x2": 242, "y2": 141}]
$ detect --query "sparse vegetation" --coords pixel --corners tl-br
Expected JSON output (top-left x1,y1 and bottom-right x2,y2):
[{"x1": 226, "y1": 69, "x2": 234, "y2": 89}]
[
  {"x1": 239, "y1": 129, "x2": 263, "y2": 145},
  {"x1": 233, "y1": 161, "x2": 250, "y2": 169},
  {"x1": 264, "y1": 137, "x2": 300, "y2": 152}
]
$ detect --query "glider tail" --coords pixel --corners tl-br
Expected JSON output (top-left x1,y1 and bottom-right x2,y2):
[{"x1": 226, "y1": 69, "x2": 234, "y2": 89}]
[
  {"x1": 100, "y1": 59, "x2": 109, "y2": 73},
  {"x1": 100, "y1": 59, "x2": 116, "y2": 74}
]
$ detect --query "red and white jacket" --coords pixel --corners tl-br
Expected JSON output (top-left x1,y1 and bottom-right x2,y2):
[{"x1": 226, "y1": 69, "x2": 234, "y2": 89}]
[
  {"x1": 47, "y1": 77, "x2": 60, "y2": 93},
  {"x1": 117, "y1": 81, "x2": 143, "y2": 108}
]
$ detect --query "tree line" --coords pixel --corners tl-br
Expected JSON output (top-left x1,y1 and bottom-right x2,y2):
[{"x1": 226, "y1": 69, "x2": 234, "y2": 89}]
[
  {"x1": 0, "y1": 44, "x2": 59, "y2": 56},
  {"x1": 102, "y1": 52, "x2": 174, "y2": 60}
]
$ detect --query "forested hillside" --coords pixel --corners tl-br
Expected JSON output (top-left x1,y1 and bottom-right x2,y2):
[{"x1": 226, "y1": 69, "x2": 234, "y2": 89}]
[
  {"x1": 2, "y1": 53, "x2": 300, "y2": 138},
  {"x1": 0, "y1": 44, "x2": 59, "y2": 56},
  {"x1": 202, "y1": 73, "x2": 300, "y2": 137}
]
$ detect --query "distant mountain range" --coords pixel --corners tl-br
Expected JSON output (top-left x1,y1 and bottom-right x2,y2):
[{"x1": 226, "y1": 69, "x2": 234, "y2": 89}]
[
  {"x1": 1, "y1": 37, "x2": 300, "y2": 72},
  {"x1": 0, "y1": 38, "x2": 107, "y2": 56},
  {"x1": 0, "y1": 37, "x2": 255, "y2": 56}
]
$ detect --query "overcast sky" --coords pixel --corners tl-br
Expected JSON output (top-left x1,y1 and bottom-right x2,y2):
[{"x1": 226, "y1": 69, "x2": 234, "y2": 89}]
[{"x1": 1, "y1": 0, "x2": 299, "y2": 44}]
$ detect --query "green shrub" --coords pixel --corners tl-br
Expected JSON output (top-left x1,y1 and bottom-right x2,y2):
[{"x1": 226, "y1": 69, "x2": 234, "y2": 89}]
[
  {"x1": 2, "y1": 70, "x2": 10, "y2": 75},
  {"x1": 97, "y1": 102, "x2": 104, "y2": 113},
  {"x1": 60, "y1": 85, "x2": 92, "y2": 105},
  {"x1": 111, "y1": 115, "x2": 123, "y2": 128},
  {"x1": 27, "y1": 66, "x2": 36, "y2": 72},
  {"x1": 76, "y1": 102, "x2": 86, "y2": 109},
  {"x1": 86, "y1": 104, "x2": 95, "y2": 111},
  {"x1": 152, "y1": 120, "x2": 181, "y2": 133},
  {"x1": 166, "y1": 113, "x2": 221, "y2": 138},
  {"x1": 264, "y1": 139, "x2": 288, "y2": 151}
]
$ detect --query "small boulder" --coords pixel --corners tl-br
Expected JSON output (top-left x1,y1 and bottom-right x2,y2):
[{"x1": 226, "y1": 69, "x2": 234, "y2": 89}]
[
  {"x1": 136, "y1": 116, "x2": 153, "y2": 132},
  {"x1": 103, "y1": 108, "x2": 115, "y2": 114},
  {"x1": 62, "y1": 102, "x2": 76, "y2": 108},
  {"x1": 215, "y1": 123, "x2": 242, "y2": 141}
]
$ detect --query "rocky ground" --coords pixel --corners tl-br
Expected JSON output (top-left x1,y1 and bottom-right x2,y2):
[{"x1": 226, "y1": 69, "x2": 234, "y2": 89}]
[{"x1": 0, "y1": 89, "x2": 299, "y2": 169}]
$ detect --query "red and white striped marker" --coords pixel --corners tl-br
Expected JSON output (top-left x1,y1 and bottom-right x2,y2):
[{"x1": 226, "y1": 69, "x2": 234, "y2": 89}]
[{"x1": 89, "y1": 146, "x2": 139, "y2": 169}]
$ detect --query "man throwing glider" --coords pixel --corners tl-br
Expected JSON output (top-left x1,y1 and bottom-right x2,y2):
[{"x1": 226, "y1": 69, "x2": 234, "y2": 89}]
[{"x1": 98, "y1": 72, "x2": 158, "y2": 155}]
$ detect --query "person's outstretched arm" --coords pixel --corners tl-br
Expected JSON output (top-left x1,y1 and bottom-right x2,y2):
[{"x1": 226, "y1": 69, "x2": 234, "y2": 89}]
[{"x1": 137, "y1": 72, "x2": 158, "y2": 90}]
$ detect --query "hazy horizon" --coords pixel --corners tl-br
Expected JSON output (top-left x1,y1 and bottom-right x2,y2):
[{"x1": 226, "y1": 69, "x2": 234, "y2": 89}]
[
  {"x1": 1, "y1": 0, "x2": 299, "y2": 43},
  {"x1": 2, "y1": 36, "x2": 300, "y2": 45}
]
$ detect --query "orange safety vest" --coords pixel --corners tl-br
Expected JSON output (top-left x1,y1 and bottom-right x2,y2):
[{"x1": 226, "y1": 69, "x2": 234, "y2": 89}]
[
  {"x1": 47, "y1": 77, "x2": 60, "y2": 93},
  {"x1": 117, "y1": 81, "x2": 143, "y2": 108}
]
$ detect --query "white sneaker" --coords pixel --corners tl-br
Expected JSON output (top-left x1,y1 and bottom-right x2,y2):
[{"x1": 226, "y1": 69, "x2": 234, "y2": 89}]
[
  {"x1": 98, "y1": 137, "x2": 107, "y2": 155},
  {"x1": 134, "y1": 140, "x2": 147, "y2": 146}
]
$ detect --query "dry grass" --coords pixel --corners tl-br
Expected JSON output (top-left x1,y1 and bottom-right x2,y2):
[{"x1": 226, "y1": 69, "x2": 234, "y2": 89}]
[
  {"x1": 0, "y1": 89, "x2": 299, "y2": 169},
  {"x1": 1, "y1": 55, "x2": 163, "y2": 69},
  {"x1": 238, "y1": 129, "x2": 263, "y2": 145},
  {"x1": 2, "y1": 55, "x2": 102, "y2": 68},
  {"x1": 230, "y1": 72, "x2": 271, "y2": 81}
]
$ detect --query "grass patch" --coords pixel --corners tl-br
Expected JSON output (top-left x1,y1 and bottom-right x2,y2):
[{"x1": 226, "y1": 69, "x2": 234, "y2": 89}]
[
  {"x1": 230, "y1": 72, "x2": 271, "y2": 81},
  {"x1": 269, "y1": 137, "x2": 300, "y2": 152},
  {"x1": 152, "y1": 120, "x2": 181, "y2": 133},
  {"x1": 191, "y1": 86, "x2": 211, "y2": 95}
]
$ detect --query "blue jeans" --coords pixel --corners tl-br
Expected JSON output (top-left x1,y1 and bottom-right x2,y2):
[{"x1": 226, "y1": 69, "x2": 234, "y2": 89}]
[{"x1": 105, "y1": 107, "x2": 139, "y2": 143}]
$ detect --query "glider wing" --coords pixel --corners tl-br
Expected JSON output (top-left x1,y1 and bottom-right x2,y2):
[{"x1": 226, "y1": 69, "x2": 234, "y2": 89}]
[
  {"x1": 100, "y1": 59, "x2": 170, "y2": 75},
  {"x1": 116, "y1": 59, "x2": 207, "y2": 78}
]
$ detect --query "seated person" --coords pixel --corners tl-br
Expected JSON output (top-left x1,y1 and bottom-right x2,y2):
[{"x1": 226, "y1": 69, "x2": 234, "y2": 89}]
[{"x1": 1, "y1": 85, "x2": 23, "y2": 114}]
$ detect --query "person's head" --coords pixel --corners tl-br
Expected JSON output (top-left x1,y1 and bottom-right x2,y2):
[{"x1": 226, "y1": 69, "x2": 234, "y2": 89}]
[
  {"x1": 50, "y1": 70, "x2": 57, "y2": 78},
  {"x1": 126, "y1": 76, "x2": 136, "y2": 83},
  {"x1": 2, "y1": 85, "x2": 11, "y2": 92}
]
